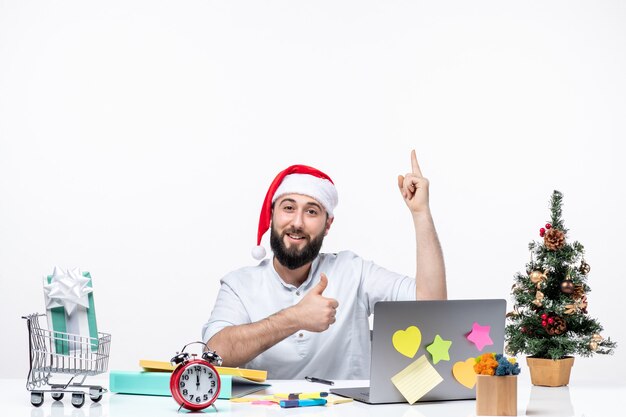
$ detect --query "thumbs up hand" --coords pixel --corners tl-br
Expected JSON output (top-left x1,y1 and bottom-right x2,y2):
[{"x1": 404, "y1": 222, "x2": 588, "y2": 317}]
[
  {"x1": 311, "y1": 273, "x2": 329, "y2": 295},
  {"x1": 293, "y1": 273, "x2": 339, "y2": 332}
]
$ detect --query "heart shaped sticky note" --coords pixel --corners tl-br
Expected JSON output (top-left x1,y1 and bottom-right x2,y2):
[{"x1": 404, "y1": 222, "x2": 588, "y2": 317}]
[
  {"x1": 452, "y1": 358, "x2": 477, "y2": 389},
  {"x1": 392, "y1": 326, "x2": 422, "y2": 358}
]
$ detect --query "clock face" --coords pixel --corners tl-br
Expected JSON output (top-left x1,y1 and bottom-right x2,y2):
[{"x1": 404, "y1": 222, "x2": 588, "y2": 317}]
[{"x1": 176, "y1": 363, "x2": 219, "y2": 407}]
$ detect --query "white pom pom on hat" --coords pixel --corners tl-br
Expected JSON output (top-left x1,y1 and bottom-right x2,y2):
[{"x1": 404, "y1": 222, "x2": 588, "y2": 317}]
[
  {"x1": 252, "y1": 164, "x2": 338, "y2": 260},
  {"x1": 251, "y1": 245, "x2": 266, "y2": 260}
]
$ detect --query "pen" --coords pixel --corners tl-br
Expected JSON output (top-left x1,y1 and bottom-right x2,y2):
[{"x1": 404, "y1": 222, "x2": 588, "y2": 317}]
[
  {"x1": 305, "y1": 376, "x2": 335, "y2": 386},
  {"x1": 279, "y1": 398, "x2": 327, "y2": 408}
]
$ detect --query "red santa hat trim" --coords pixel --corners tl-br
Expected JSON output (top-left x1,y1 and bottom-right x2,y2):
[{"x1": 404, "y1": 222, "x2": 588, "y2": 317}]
[{"x1": 252, "y1": 165, "x2": 338, "y2": 260}]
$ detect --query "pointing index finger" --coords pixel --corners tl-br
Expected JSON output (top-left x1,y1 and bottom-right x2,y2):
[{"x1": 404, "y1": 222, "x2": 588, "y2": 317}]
[{"x1": 411, "y1": 150, "x2": 423, "y2": 177}]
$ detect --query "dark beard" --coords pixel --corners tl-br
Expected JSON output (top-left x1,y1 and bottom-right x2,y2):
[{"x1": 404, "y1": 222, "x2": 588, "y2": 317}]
[{"x1": 270, "y1": 225, "x2": 325, "y2": 270}]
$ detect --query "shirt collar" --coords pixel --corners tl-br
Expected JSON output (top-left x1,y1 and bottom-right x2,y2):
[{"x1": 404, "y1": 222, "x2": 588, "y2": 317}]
[{"x1": 270, "y1": 255, "x2": 321, "y2": 290}]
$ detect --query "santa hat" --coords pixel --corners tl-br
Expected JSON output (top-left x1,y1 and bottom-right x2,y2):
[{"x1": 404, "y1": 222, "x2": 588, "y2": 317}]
[{"x1": 252, "y1": 165, "x2": 338, "y2": 260}]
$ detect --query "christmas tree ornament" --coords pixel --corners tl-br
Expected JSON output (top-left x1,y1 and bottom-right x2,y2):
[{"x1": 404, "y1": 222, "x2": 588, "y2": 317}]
[
  {"x1": 589, "y1": 334, "x2": 603, "y2": 351},
  {"x1": 505, "y1": 309, "x2": 519, "y2": 318},
  {"x1": 539, "y1": 227, "x2": 546, "y2": 237},
  {"x1": 579, "y1": 260, "x2": 591, "y2": 275},
  {"x1": 545, "y1": 223, "x2": 552, "y2": 229},
  {"x1": 510, "y1": 283, "x2": 523, "y2": 295},
  {"x1": 544, "y1": 228, "x2": 565, "y2": 251},
  {"x1": 564, "y1": 296, "x2": 588, "y2": 315},
  {"x1": 530, "y1": 270, "x2": 548, "y2": 288},
  {"x1": 572, "y1": 284, "x2": 585, "y2": 300},
  {"x1": 545, "y1": 315, "x2": 567, "y2": 336},
  {"x1": 560, "y1": 279, "x2": 575, "y2": 294},
  {"x1": 532, "y1": 290, "x2": 544, "y2": 307}
]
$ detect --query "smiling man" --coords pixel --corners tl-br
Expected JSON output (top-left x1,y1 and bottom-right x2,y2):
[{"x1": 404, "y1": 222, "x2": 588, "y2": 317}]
[{"x1": 202, "y1": 151, "x2": 446, "y2": 379}]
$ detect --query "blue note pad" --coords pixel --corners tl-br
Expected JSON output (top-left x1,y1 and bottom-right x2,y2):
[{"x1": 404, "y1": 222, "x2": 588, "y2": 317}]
[{"x1": 109, "y1": 371, "x2": 270, "y2": 399}]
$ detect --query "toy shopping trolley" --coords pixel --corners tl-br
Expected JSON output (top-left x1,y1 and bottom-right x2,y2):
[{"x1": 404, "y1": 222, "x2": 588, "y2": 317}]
[{"x1": 23, "y1": 313, "x2": 111, "y2": 408}]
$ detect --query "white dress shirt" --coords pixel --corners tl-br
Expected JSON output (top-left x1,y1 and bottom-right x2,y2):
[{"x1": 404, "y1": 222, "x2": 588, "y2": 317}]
[{"x1": 202, "y1": 251, "x2": 416, "y2": 379}]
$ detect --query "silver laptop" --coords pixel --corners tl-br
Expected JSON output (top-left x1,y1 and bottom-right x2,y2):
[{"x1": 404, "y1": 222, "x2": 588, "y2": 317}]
[{"x1": 331, "y1": 299, "x2": 506, "y2": 404}]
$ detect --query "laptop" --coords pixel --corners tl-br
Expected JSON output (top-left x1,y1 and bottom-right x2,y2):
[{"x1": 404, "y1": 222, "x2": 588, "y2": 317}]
[{"x1": 331, "y1": 299, "x2": 506, "y2": 404}]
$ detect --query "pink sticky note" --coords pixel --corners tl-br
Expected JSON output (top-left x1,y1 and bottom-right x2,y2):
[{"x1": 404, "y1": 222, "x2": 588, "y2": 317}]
[
  {"x1": 466, "y1": 322, "x2": 493, "y2": 351},
  {"x1": 251, "y1": 400, "x2": 278, "y2": 405}
]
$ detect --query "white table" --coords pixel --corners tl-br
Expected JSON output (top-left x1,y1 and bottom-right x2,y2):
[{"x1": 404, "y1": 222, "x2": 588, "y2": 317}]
[{"x1": 1, "y1": 374, "x2": 624, "y2": 417}]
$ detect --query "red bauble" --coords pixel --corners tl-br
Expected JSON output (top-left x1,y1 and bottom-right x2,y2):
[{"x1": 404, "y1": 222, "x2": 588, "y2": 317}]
[
  {"x1": 541, "y1": 313, "x2": 548, "y2": 320},
  {"x1": 521, "y1": 327, "x2": 526, "y2": 333},
  {"x1": 542, "y1": 320, "x2": 547, "y2": 327},
  {"x1": 548, "y1": 317, "x2": 554, "y2": 324},
  {"x1": 546, "y1": 223, "x2": 552, "y2": 229},
  {"x1": 540, "y1": 228, "x2": 546, "y2": 237}
]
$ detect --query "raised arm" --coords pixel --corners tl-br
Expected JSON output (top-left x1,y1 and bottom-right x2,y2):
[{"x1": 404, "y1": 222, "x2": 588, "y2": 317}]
[
  {"x1": 397, "y1": 150, "x2": 447, "y2": 300},
  {"x1": 206, "y1": 274, "x2": 337, "y2": 366}
]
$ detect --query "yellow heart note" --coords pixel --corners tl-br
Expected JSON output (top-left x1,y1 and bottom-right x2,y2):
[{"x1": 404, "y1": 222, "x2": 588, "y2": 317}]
[
  {"x1": 452, "y1": 358, "x2": 477, "y2": 389},
  {"x1": 392, "y1": 326, "x2": 422, "y2": 358}
]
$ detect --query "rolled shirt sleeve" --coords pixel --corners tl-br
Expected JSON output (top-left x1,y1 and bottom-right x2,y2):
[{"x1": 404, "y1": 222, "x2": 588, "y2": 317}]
[
  {"x1": 360, "y1": 257, "x2": 417, "y2": 316},
  {"x1": 202, "y1": 280, "x2": 251, "y2": 344}
]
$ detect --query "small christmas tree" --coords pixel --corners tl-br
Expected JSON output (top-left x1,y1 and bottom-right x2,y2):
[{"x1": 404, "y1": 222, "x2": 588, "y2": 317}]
[{"x1": 506, "y1": 190, "x2": 616, "y2": 359}]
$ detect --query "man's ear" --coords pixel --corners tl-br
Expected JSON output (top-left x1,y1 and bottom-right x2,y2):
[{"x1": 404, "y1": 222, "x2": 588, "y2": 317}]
[{"x1": 324, "y1": 216, "x2": 334, "y2": 236}]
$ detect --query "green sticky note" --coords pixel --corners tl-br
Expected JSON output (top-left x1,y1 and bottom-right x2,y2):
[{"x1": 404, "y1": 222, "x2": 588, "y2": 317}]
[{"x1": 426, "y1": 334, "x2": 452, "y2": 364}]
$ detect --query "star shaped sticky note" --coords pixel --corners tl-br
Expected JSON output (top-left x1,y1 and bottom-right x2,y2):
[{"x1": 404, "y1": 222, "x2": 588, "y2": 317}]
[
  {"x1": 426, "y1": 335, "x2": 452, "y2": 364},
  {"x1": 466, "y1": 322, "x2": 493, "y2": 351}
]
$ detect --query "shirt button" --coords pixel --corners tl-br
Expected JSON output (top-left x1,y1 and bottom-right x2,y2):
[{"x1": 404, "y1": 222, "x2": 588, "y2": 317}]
[
  {"x1": 295, "y1": 291, "x2": 301, "y2": 296},
  {"x1": 298, "y1": 333, "x2": 304, "y2": 338}
]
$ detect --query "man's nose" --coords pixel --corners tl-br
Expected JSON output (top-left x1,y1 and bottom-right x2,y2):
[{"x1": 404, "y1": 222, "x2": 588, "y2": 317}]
[{"x1": 291, "y1": 210, "x2": 305, "y2": 228}]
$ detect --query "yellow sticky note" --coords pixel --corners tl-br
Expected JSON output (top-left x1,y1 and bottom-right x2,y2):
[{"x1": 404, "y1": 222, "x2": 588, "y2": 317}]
[
  {"x1": 391, "y1": 355, "x2": 443, "y2": 404},
  {"x1": 392, "y1": 326, "x2": 422, "y2": 358},
  {"x1": 229, "y1": 395, "x2": 275, "y2": 403},
  {"x1": 324, "y1": 394, "x2": 354, "y2": 405}
]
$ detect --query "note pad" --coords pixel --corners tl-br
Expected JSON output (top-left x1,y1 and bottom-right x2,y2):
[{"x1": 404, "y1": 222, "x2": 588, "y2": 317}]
[
  {"x1": 138, "y1": 360, "x2": 268, "y2": 382},
  {"x1": 391, "y1": 355, "x2": 443, "y2": 404},
  {"x1": 109, "y1": 371, "x2": 270, "y2": 399}
]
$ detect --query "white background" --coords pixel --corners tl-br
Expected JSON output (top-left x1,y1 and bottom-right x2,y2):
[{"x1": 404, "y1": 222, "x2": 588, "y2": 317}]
[{"x1": 1, "y1": 1, "x2": 624, "y2": 382}]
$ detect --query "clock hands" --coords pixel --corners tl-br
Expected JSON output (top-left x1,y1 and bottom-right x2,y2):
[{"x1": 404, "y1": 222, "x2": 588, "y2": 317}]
[{"x1": 196, "y1": 373, "x2": 200, "y2": 389}]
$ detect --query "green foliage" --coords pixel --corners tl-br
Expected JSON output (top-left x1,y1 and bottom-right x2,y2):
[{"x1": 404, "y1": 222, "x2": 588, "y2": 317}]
[{"x1": 506, "y1": 190, "x2": 616, "y2": 359}]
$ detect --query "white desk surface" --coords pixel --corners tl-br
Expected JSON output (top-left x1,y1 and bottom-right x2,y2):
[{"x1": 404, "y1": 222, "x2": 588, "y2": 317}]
[{"x1": 1, "y1": 374, "x2": 624, "y2": 417}]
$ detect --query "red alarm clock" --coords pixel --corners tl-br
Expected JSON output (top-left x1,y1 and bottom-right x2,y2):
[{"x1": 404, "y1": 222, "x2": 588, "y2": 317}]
[{"x1": 170, "y1": 342, "x2": 223, "y2": 411}]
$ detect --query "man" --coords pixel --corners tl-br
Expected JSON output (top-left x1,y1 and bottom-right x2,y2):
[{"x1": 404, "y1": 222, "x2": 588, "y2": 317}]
[{"x1": 202, "y1": 150, "x2": 446, "y2": 379}]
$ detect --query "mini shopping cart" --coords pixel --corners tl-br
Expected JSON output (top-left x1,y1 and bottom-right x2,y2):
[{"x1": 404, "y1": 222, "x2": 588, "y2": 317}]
[{"x1": 23, "y1": 313, "x2": 111, "y2": 408}]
